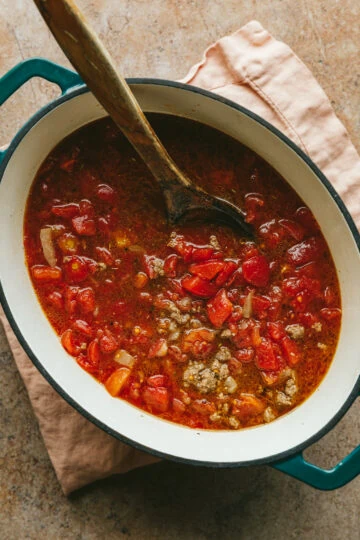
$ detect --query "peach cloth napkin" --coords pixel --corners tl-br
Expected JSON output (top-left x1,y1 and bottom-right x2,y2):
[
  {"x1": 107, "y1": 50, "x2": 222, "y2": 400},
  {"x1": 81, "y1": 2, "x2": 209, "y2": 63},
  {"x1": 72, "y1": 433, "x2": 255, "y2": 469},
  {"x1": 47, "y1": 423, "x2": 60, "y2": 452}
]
[{"x1": 1, "y1": 20, "x2": 360, "y2": 495}]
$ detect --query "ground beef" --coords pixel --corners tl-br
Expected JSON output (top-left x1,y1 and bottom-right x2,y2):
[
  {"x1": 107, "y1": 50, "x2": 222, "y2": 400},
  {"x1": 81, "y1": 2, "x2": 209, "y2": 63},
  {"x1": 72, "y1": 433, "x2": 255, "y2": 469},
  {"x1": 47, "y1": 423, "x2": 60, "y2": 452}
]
[
  {"x1": 285, "y1": 377, "x2": 298, "y2": 397},
  {"x1": 275, "y1": 391, "x2": 292, "y2": 407},
  {"x1": 285, "y1": 323, "x2": 305, "y2": 340},
  {"x1": 214, "y1": 346, "x2": 232, "y2": 362},
  {"x1": 183, "y1": 362, "x2": 218, "y2": 394},
  {"x1": 263, "y1": 407, "x2": 277, "y2": 423}
]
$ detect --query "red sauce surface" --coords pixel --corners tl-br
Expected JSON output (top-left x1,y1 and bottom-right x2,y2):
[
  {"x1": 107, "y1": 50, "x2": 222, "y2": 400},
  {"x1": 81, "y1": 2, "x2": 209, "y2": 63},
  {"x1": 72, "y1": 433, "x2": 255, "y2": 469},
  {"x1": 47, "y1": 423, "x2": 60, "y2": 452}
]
[{"x1": 24, "y1": 115, "x2": 341, "y2": 430}]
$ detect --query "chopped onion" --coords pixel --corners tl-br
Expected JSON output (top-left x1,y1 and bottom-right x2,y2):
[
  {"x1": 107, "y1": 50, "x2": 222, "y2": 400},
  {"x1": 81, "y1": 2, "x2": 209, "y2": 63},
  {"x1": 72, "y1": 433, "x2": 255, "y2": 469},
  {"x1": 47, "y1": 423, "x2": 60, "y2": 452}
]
[
  {"x1": 155, "y1": 339, "x2": 168, "y2": 357},
  {"x1": 114, "y1": 349, "x2": 135, "y2": 368},
  {"x1": 40, "y1": 227, "x2": 57, "y2": 267},
  {"x1": 243, "y1": 290, "x2": 254, "y2": 319}
]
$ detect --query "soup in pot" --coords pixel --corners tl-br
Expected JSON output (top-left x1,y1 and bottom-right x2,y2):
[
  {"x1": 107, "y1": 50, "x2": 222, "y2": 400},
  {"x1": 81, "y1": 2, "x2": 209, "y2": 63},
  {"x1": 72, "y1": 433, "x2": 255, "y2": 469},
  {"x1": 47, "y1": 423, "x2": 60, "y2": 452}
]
[{"x1": 24, "y1": 115, "x2": 341, "y2": 430}]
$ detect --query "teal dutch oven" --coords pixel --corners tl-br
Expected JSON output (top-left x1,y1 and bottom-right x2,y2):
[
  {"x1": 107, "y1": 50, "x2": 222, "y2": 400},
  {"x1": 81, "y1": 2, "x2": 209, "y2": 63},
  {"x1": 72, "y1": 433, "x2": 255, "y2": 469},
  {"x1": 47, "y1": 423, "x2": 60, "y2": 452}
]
[{"x1": 0, "y1": 58, "x2": 359, "y2": 490}]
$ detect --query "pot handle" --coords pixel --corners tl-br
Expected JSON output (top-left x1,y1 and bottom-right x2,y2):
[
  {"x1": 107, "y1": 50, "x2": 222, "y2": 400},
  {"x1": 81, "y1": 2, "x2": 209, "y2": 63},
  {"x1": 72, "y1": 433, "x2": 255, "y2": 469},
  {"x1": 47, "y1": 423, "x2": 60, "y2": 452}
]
[
  {"x1": 0, "y1": 58, "x2": 82, "y2": 164},
  {"x1": 272, "y1": 393, "x2": 360, "y2": 490}
]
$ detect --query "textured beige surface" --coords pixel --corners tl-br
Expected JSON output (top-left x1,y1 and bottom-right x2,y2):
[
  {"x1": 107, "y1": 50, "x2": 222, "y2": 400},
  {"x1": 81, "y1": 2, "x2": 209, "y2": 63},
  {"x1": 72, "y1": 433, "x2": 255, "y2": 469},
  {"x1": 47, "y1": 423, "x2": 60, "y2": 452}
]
[{"x1": 0, "y1": 0, "x2": 359, "y2": 538}]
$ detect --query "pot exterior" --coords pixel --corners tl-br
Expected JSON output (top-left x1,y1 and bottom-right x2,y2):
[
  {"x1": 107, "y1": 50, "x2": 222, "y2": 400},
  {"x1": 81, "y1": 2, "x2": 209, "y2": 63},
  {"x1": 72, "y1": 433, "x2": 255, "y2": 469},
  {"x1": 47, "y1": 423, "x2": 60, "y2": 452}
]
[{"x1": 0, "y1": 60, "x2": 359, "y2": 486}]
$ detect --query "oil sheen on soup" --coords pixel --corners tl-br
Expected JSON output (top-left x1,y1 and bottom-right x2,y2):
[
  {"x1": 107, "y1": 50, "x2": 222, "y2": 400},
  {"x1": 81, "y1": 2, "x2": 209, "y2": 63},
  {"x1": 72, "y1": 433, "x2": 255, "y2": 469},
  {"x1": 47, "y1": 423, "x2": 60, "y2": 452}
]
[{"x1": 24, "y1": 115, "x2": 341, "y2": 430}]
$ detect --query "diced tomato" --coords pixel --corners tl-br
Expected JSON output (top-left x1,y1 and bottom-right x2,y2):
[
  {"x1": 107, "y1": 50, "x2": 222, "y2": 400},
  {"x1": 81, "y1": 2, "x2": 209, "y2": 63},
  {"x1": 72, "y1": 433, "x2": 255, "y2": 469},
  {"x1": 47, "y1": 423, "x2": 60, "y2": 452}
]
[
  {"x1": 260, "y1": 370, "x2": 281, "y2": 386},
  {"x1": 148, "y1": 338, "x2": 168, "y2": 358},
  {"x1": 287, "y1": 236, "x2": 324, "y2": 265},
  {"x1": 192, "y1": 399, "x2": 216, "y2": 415},
  {"x1": 63, "y1": 256, "x2": 90, "y2": 283},
  {"x1": 61, "y1": 328, "x2": 80, "y2": 356},
  {"x1": 320, "y1": 308, "x2": 341, "y2": 322},
  {"x1": 295, "y1": 261, "x2": 319, "y2": 279},
  {"x1": 278, "y1": 219, "x2": 305, "y2": 241},
  {"x1": 147, "y1": 374, "x2": 167, "y2": 388},
  {"x1": 227, "y1": 288, "x2": 240, "y2": 304},
  {"x1": 281, "y1": 336, "x2": 302, "y2": 366},
  {"x1": 57, "y1": 233, "x2": 80, "y2": 255},
  {"x1": 77, "y1": 287, "x2": 96, "y2": 313},
  {"x1": 226, "y1": 267, "x2": 245, "y2": 287},
  {"x1": 231, "y1": 319, "x2": 253, "y2": 349},
  {"x1": 163, "y1": 254, "x2": 179, "y2": 277},
  {"x1": 167, "y1": 278, "x2": 186, "y2": 296},
  {"x1": 282, "y1": 276, "x2": 321, "y2": 298},
  {"x1": 189, "y1": 260, "x2": 225, "y2": 280},
  {"x1": 258, "y1": 219, "x2": 285, "y2": 248},
  {"x1": 142, "y1": 255, "x2": 163, "y2": 279},
  {"x1": 95, "y1": 246, "x2": 115, "y2": 266},
  {"x1": 63, "y1": 286, "x2": 78, "y2": 314},
  {"x1": 46, "y1": 291, "x2": 64, "y2": 310},
  {"x1": 215, "y1": 261, "x2": 238, "y2": 286},
  {"x1": 251, "y1": 324, "x2": 262, "y2": 346},
  {"x1": 87, "y1": 339, "x2": 101, "y2": 366},
  {"x1": 168, "y1": 235, "x2": 193, "y2": 261},
  {"x1": 97, "y1": 216, "x2": 111, "y2": 235},
  {"x1": 242, "y1": 255, "x2": 270, "y2": 287},
  {"x1": 255, "y1": 338, "x2": 280, "y2": 371},
  {"x1": 182, "y1": 328, "x2": 215, "y2": 352},
  {"x1": 100, "y1": 332, "x2": 118, "y2": 353},
  {"x1": 228, "y1": 357, "x2": 243, "y2": 374},
  {"x1": 72, "y1": 215, "x2": 96, "y2": 236},
  {"x1": 31, "y1": 265, "x2": 62, "y2": 282},
  {"x1": 234, "y1": 347, "x2": 254, "y2": 363},
  {"x1": 244, "y1": 193, "x2": 264, "y2": 223},
  {"x1": 191, "y1": 247, "x2": 215, "y2": 262},
  {"x1": 76, "y1": 354, "x2": 98, "y2": 374},
  {"x1": 192, "y1": 340, "x2": 214, "y2": 358},
  {"x1": 172, "y1": 398, "x2": 186, "y2": 413},
  {"x1": 142, "y1": 386, "x2": 170, "y2": 412},
  {"x1": 267, "y1": 321, "x2": 286, "y2": 341},
  {"x1": 51, "y1": 203, "x2": 79, "y2": 219},
  {"x1": 181, "y1": 275, "x2": 219, "y2": 298},
  {"x1": 240, "y1": 241, "x2": 259, "y2": 260},
  {"x1": 105, "y1": 367, "x2": 131, "y2": 397},
  {"x1": 128, "y1": 383, "x2": 141, "y2": 401},
  {"x1": 294, "y1": 207, "x2": 319, "y2": 233},
  {"x1": 297, "y1": 311, "x2": 319, "y2": 328},
  {"x1": 232, "y1": 394, "x2": 266, "y2": 418},
  {"x1": 207, "y1": 289, "x2": 233, "y2": 328},
  {"x1": 96, "y1": 184, "x2": 116, "y2": 202},
  {"x1": 252, "y1": 295, "x2": 271, "y2": 317},
  {"x1": 79, "y1": 199, "x2": 95, "y2": 218},
  {"x1": 72, "y1": 319, "x2": 93, "y2": 338},
  {"x1": 168, "y1": 345, "x2": 187, "y2": 363},
  {"x1": 82, "y1": 256, "x2": 98, "y2": 274}
]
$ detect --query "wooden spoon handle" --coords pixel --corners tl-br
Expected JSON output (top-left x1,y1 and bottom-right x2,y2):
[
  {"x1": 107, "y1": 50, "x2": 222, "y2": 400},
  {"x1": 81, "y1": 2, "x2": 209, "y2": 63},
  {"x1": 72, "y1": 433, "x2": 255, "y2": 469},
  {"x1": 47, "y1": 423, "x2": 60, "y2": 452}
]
[{"x1": 33, "y1": 0, "x2": 190, "y2": 188}]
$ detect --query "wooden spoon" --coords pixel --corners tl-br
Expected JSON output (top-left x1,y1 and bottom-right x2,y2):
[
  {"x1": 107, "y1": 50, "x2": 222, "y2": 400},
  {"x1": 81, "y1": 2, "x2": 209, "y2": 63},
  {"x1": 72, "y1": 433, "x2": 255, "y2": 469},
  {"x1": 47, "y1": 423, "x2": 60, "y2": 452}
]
[{"x1": 33, "y1": 0, "x2": 253, "y2": 237}]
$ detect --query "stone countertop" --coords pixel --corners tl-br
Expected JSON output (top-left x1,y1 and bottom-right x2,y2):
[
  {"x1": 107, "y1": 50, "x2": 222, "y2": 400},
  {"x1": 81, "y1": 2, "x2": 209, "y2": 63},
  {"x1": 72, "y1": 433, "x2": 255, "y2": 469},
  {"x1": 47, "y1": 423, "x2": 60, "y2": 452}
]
[{"x1": 0, "y1": 1, "x2": 359, "y2": 538}]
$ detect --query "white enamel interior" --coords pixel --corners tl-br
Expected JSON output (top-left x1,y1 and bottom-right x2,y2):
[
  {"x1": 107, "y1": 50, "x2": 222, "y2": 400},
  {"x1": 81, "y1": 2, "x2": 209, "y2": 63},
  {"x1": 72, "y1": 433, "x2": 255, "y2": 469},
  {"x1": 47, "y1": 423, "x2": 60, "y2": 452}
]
[{"x1": 0, "y1": 85, "x2": 359, "y2": 464}]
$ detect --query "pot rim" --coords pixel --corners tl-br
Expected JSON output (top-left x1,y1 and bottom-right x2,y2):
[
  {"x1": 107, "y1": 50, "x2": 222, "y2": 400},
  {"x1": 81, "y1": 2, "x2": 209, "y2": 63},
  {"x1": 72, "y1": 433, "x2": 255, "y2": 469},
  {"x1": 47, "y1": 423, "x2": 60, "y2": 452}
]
[{"x1": 1, "y1": 79, "x2": 359, "y2": 468}]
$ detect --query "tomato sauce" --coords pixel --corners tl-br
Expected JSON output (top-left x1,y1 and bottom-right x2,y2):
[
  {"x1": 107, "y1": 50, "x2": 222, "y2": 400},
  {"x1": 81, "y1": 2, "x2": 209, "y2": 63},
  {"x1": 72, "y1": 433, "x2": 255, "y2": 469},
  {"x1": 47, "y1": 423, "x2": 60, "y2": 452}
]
[{"x1": 24, "y1": 115, "x2": 341, "y2": 430}]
